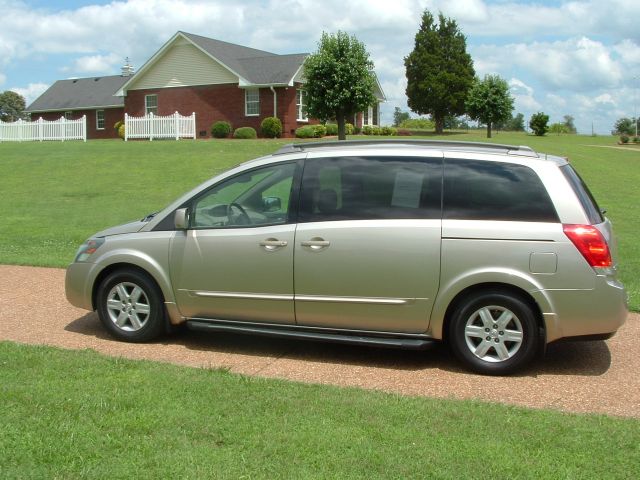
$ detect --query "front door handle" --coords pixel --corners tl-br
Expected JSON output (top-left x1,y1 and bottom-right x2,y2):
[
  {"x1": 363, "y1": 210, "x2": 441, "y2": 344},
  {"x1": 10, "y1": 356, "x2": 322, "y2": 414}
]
[
  {"x1": 259, "y1": 239, "x2": 288, "y2": 251},
  {"x1": 301, "y1": 238, "x2": 330, "y2": 250}
]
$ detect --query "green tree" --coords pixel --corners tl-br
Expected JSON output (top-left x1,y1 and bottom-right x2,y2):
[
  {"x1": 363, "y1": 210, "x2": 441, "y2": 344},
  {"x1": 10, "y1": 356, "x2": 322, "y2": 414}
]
[
  {"x1": 549, "y1": 122, "x2": 569, "y2": 135},
  {"x1": 529, "y1": 112, "x2": 549, "y2": 136},
  {"x1": 465, "y1": 75, "x2": 514, "y2": 138},
  {"x1": 404, "y1": 10, "x2": 475, "y2": 134},
  {"x1": 501, "y1": 113, "x2": 525, "y2": 131},
  {"x1": 0, "y1": 90, "x2": 26, "y2": 122},
  {"x1": 393, "y1": 107, "x2": 410, "y2": 127},
  {"x1": 303, "y1": 31, "x2": 377, "y2": 140},
  {"x1": 612, "y1": 117, "x2": 636, "y2": 136},
  {"x1": 562, "y1": 115, "x2": 577, "y2": 134}
]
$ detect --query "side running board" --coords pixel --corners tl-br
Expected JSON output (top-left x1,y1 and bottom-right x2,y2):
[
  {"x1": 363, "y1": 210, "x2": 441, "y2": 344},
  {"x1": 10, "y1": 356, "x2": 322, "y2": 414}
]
[{"x1": 186, "y1": 320, "x2": 435, "y2": 350}]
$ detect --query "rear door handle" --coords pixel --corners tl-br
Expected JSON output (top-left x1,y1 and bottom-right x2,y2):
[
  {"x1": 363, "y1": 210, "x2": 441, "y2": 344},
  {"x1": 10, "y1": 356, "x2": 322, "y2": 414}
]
[{"x1": 301, "y1": 238, "x2": 330, "y2": 250}]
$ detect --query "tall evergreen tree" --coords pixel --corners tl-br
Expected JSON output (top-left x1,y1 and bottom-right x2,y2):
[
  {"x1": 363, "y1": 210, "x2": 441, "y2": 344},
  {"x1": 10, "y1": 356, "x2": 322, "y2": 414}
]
[
  {"x1": 563, "y1": 115, "x2": 577, "y2": 134},
  {"x1": 404, "y1": 10, "x2": 475, "y2": 134}
]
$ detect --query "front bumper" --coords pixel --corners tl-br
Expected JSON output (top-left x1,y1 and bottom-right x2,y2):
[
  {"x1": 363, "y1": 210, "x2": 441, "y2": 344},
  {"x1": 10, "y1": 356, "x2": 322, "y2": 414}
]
[{"x1": 65, "y1": 262, "x2": 99, "y2": 311}]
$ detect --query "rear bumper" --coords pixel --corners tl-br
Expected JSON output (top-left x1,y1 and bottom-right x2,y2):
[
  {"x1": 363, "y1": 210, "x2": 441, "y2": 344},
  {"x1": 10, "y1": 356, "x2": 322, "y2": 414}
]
[{"x1": 541, "y1": 275, "x2": 628, "y2": 342}]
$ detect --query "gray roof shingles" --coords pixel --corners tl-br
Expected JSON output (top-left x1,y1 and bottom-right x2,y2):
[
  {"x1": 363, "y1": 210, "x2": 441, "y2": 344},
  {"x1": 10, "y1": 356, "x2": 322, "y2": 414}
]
[
  {"x1": 27, "y1": 75, "x2": 128, "y2": 112},
  {"x1": 181, "y1": 31, "x2": 307, "y2": 85}
]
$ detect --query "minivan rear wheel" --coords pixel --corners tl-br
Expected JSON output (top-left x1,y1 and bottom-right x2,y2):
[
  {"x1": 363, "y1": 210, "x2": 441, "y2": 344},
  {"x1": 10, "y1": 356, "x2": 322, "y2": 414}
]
[
  {"x1": 96, "y1": 269, "x2": 165, "y2": 342},
  {"x1": 449, "y1": 291, "x2": 539, "y2": 375}
]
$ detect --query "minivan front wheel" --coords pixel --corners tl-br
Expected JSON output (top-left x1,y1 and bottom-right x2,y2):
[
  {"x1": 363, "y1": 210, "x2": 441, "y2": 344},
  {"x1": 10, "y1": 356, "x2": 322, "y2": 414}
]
[
  {"x1": 96, "y1": 269, "x2": 165, "y2": 342},
  {"x1": 449, "y1": 292, "x2": 539, "y2": 375}
]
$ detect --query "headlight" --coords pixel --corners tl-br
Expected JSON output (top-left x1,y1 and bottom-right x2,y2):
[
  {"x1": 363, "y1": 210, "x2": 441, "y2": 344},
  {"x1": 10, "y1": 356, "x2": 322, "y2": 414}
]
[{"x1": 74, "y1": 237, "x2": 105, "y2": 262}]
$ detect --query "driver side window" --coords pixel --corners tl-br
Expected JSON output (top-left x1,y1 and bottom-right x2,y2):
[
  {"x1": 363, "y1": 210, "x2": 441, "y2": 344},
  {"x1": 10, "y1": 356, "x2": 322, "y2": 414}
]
[{"x1": 191, "y1": 162, "x2": 296, "y2": 229}]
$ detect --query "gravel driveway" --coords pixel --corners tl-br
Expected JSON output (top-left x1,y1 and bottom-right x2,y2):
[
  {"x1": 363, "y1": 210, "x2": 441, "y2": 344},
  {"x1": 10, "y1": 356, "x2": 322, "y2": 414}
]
[{"x1": 1, "y1": 265, "x2": 638, "y2": 418}]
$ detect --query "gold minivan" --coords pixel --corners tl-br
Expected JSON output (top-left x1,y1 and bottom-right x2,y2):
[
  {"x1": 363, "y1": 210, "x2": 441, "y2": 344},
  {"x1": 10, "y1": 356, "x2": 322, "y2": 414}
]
[{"x1": 66, "y1": 140, "x2": 628, "y2": 374}]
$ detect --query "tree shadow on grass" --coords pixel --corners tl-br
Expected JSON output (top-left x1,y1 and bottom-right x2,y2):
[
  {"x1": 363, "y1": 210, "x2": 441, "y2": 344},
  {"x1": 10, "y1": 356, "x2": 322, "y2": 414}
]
[{"x1": 65, "y1": 313, "x2": 611, "y2": 377}]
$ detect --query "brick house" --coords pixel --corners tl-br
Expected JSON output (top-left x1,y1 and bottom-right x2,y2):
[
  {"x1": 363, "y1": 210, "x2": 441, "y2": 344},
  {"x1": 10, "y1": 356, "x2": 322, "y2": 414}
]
[{"x1": 26, "y1": 31, "x2": 386, "y2": 139}]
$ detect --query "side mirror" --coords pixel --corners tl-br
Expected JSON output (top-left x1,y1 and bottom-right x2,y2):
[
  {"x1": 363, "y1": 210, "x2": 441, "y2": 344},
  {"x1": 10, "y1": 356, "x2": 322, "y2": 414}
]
[
  {"x1": 174, "y1": 208, "x2": 189, "y2": 230},
  {"x1": 262, "y1": 196, "x2": 282, "y2": 212}
]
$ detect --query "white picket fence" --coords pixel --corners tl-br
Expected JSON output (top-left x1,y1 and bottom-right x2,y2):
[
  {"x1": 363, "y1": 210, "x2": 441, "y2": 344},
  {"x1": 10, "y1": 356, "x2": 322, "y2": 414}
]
[
  {"x1": 0, "y1": 116, "x2": 87, "y2": 142},
  {"x1": 125, "y1": 112, "x2": 196, "y2": 141}
]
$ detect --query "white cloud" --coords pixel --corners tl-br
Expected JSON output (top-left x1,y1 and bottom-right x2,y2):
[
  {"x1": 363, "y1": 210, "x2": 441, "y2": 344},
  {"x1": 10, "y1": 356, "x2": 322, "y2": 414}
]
[
  {"x1": 613, "y1": 40, "x2": 640, "y2": 66},
  {"x1": 71, "y1": 53, "x2": 121, "y2": 74},
  {"x1": 594, "y1": 93, "x2": 616, "y2": 105},
  {"x1": 473, "y1": 37, "x2": 623, "y2": 92},
  {"x1": 432, "y1": 0, "x2": 489, "y2": 23},
  {"x1": 509, "y1": 78, "x2": 541, "y2": 111},
  {"x1": 435, "y1": 0, "x2": 640, "y2": 42},
  {"x1": 11, "y1": 83, "x2": 49, "y2": 105}
]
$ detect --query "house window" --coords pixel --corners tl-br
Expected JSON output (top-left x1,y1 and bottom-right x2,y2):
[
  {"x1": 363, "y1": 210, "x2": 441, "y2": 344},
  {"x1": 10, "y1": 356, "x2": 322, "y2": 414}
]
[
  {"x1": 145, "y1": 95, "x2": 158, "y2": 115},
  {"x1": 296, "y1": 89, "x2": 307, "y2": 121},
  {"x1": 363, "y1": 105, "x2": 375, "y2": 126},
  {"x1": 96, "y1": 110, "x2": 105, "y2": 130},
  {"x1": 245, "y1": 89, "x2": 260, "y2": 116}
]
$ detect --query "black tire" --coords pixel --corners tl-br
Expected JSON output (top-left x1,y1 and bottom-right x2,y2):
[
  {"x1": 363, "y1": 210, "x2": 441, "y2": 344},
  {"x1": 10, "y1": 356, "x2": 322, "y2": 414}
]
[
  {"x1": 96, "y1": 269, "x2": 165, "y2": 342},
  {"x1": 448, "y1": 291, "x2": 539, "y2": 375}
]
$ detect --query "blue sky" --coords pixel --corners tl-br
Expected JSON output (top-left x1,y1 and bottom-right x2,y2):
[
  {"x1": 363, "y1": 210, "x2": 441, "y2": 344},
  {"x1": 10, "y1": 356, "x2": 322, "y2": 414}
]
[{"x1": 2, "y1": 0, "x2": 639, "y2": 134}]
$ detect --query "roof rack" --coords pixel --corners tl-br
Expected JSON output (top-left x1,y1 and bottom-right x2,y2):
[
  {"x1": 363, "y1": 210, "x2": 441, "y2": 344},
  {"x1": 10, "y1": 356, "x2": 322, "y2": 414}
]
[{"x1": 274, "y1": 139, "x2": 538, "y2": 157}]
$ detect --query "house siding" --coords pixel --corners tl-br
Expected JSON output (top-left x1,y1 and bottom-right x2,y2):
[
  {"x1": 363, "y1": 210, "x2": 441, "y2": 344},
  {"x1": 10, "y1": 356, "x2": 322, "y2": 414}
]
[
  {"x1": 32, "y1": 108, "x2": 124, "y2": 139},
  {"x1": 125, "y1": 84, "x2": 309, "y2": 138},
  {"x1": 127, "y1": 41, "x2": 238, "y2": 91}
]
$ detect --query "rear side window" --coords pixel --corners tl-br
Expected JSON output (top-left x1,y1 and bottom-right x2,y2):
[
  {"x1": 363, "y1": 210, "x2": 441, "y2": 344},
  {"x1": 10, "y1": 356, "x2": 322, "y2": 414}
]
[
  {"x1": 299, "y1": 156, "x2": 442, "y2": 222},
  {"x1": 560, "y1": 164, "x2": 604, "y2": 224},
  {"x1": 444, "y1": 159, "x2": 559, "y2": 222}
]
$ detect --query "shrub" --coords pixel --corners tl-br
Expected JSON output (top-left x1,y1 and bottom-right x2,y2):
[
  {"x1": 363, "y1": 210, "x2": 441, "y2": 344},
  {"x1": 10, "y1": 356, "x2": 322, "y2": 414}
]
[
  {"x1": 362, "y1": 125, "x2": 385, "y2": 135},
  {"x1": 113, "y1": 120, "x2": 123, "y2": 132},
  {"x1": 612, "y1": 117, "x2": 636, "y2": 136},
  {"x1": 381, "y1": 126, "x2": 397, "y2": 136},
  {"x1": 620, "y1": 134, "x2": 630, "y2": 144},
  {"x1": 549, "y1": 123, "x2": 569, "y2": 135},
  {"x1": 396, "y1": 128, "x2": 412, "y2": 136},
  {"x1": 295, "y1": 125, "x2": 316, "y2": 138},
  {"x1": 353, "y1": 126, "x2": 361, "y2": 135},
  {"x1": 633, "y1": 136, "x2": 640, "y2": 144},
  {"x1": 345, "y1": 123, "x2": 354, "y2": 135},
  {"x1": 399, "y1": 118, "x2": 435, "y2": 129},
  {"x1": 312, "y1": 124, "x2": 326, "y2": 138},
  {"x1": 260, "y1": 117, "x2": 282, "y2": 138},
  {"x1": 233, "y1": 126, "x2": 257, "y2": 139},
  {"x1": 529, "y1": 112, "x2": 549, "y2": 136},
  {"x1": 211, "y1": 121, "x2": 232, "y2": 138},
  {"x1": 324, "y1": 123, "x2": 338, "y2": 135},
  {"x1": 117, "y1": 124, "x2": 125, "y2": 140}
]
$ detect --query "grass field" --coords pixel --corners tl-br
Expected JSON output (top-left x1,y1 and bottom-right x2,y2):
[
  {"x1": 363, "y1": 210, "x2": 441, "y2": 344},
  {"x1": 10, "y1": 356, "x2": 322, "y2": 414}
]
[
  {"x1": 1, "y1": 134, "x2": 639, "y2": 478},
  {"x1": 1, "y1": 132, "x2": 638, "y2": 309},
  {"x1": 2, "y1": 341, "x2": 639, "y2": 479}
]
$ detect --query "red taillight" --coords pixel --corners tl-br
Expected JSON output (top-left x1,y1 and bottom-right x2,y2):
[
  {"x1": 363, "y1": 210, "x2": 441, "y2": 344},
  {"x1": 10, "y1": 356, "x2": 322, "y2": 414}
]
[{"x1": 563, "y1": 224, "x2": 612, "y2": 268}]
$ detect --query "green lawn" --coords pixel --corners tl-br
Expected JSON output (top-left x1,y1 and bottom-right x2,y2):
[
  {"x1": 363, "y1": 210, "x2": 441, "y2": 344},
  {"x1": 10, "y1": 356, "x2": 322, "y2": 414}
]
[
  {"x1": 1, "y1": 135, "x2": 639, "y2": 478},
  {"x1": 1, "y1": 133, "x2": 638, "y2": 309},
  {"x1": 1, "y1": 341, "x2": 638, "y2": 479}
]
